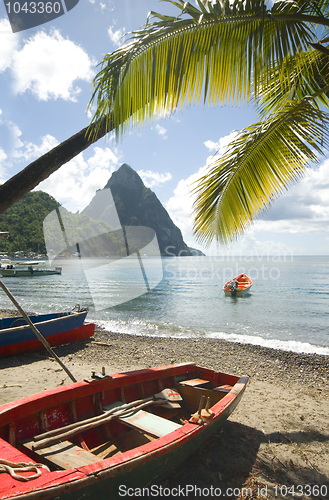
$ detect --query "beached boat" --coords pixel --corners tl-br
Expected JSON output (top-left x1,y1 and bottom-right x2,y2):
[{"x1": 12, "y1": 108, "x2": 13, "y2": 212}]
[
  {"x1": 223, "y1": 273, "x2": 253, "y2": 297},
  {"x1": 0, "y1": 260, "x2": 62, "y2": 277},
  {"x1": 0, "y1": 363, "x2": 248, "y2": 499},
  {"x1": 0, "y1": 309, "x2": 94, "y2": 356}
]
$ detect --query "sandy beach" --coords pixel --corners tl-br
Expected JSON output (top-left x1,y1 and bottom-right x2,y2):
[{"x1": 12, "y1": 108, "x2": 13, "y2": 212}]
[{"x1": 0, "y1": 309, "x2": 328, "y2": 499}]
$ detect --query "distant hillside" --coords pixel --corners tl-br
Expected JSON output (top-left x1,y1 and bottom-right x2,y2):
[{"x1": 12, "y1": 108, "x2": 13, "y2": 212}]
[
  {"x1": 0, "y1": 191, "x2": 60, "y2": 255},
  {"x1": 82, "y1": 164, "x2": 191, "y2": 256}
]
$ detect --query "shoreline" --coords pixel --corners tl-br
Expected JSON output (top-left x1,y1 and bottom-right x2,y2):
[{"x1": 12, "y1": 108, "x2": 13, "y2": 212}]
[
  {"x1": 0, "y1": 309, "x2": 328, "y2": 497},
  {"x1": 1, "y1": 308, "x2": 328, "y2": 391}
]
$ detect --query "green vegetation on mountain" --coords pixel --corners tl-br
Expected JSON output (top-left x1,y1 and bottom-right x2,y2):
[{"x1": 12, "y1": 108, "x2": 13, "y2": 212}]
[{"x1": 0, "y1": 191, "x2": 60, "y2": 255}]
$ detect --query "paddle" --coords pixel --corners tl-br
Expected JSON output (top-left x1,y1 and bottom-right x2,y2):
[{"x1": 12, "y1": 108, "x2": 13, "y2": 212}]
[{"x1": 32, "y1": 389, "x2": 182, "y2": 450}]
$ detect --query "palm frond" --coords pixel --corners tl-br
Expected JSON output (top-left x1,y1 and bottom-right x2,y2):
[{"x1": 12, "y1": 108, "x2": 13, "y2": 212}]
[
  {"x1": 192, "y1": 97, "x2": 329, "y2": 245},
  {"x1": 88, "y1": 0, "x2": 317, "y2": 140},
  {"x1": 257, "y1": 49, "x2": 329, "y2": 116}
]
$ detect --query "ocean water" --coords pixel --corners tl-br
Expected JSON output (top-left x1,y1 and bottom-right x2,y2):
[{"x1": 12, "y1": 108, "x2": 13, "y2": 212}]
[{"x1": 1, "y1": 256, "x2": 328, "y2": 355}]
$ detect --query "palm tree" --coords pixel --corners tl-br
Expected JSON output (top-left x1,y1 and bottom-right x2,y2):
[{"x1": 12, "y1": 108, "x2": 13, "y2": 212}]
[{"x1": 2, "y1": 0, "x2": 329, "y2": 247}]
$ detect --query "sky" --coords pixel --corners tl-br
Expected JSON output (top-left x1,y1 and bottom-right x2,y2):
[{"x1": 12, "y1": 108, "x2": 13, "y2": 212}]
[{"x1": 0, "y1": 0, "x2": 329, "y2": 257}]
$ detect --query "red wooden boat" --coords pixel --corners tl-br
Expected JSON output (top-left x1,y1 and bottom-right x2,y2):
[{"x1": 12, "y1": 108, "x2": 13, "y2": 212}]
[{"x1": 0, "y1": 363, "x2": 248, "y2": 499}]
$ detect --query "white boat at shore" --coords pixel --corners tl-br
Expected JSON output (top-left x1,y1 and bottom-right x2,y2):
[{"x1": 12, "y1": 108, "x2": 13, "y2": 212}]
[{"x1": 0, "y1": 259, "x2": 62, "y2": 277}]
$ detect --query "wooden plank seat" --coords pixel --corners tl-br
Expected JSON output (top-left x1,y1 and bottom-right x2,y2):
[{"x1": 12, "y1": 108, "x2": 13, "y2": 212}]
[
  {"x1": 178, "y1": 378, "x2": 212, "y2": 389},
  {"x1": 23, "y1": 439, "x2": 100, "y2": 470},
  {"x1": 103, "y1": 402, "x2": 182, "y2": 438}
]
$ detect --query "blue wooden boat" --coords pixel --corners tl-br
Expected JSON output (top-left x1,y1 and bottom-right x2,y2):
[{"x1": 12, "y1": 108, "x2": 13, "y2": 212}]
[{"x1": 0, "y1": 310, "x2": 94, "y2": 356}]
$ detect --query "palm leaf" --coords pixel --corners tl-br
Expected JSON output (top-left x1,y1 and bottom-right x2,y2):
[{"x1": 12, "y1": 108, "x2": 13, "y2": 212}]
[
  {"x1": 88, "y1": 0, "x2": 317, "y2": 140},
  {"x1": 192, "y1": 98, "x2": 329, "y2": 245},
  {"x1": 257, "y1": 48, "x2": 329, "y2": 116}
]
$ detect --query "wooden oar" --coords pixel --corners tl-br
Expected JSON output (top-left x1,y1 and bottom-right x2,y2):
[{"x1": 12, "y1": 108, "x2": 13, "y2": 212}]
[
  {"x1": 33, "y1": 400, "x2": 160, "y2": 450},
  {"x1": 32, "y1": 389, "x2": 182, "y2": 450},
  {"x1": 33, "y1": 397, "x2": 153, "y2": 443},
  {"x1": 0, "y1": 280, "x2": 77, "y2": 383}
]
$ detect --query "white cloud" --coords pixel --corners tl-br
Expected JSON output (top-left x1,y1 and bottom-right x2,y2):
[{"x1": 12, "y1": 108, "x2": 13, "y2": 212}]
[
  {"x1": 166, "y1": 165, "x2": 207, "y2": 249},
  {"x1": 204, "y1": 132, "x2": 237, "y2": 153},
  {"x1": 155, "y1": 124, "x2": 167, "y2": 139},
  {"x1": 255, "y1": 160, "x2": 329, "y2": 234},
  {"x1": 11, "y1": 30, "x2": 95, "y2": 101},
  {"x1": 0, "y1": 148, "x2": 7, "y2": 163},
  {"x1": 38, "y1": 146, "x2": 122, "y2": 212},
  {"x1": 89, "y1": 0, "x2": 114, "y2": 8},
  {"x1": 1, "y1": 118, "x2": 58, "y2": 161},
  {"x1": 0, "y1": 19, "x2": 19, "y2": 72},
  {"x1": 13, "y1": 134, "x2": 59, "y2": 161},
  {"x1": 0, "y1": 147, "x2": 8, "y2": 183},
  {"x1": 108, "y1": 25, "x2": 126, "y2": 47},
  {"x1": 138, "y1": 170, "x2": 172, "y2": 188}
]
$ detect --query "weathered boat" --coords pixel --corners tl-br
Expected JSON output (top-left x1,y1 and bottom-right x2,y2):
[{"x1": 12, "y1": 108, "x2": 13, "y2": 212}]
[
  {"x1": 0, "y1": 309, "x2": 94, "y2": 356},
  {"x1": 223, "y1": 273, "x2": 253, "y2": 297},
  {"x1": 0, "y1": 260, "x2": 62, "y2": 277},
  {"x1": 0, "y1": 363, "x2": 248, "y2": 499}
]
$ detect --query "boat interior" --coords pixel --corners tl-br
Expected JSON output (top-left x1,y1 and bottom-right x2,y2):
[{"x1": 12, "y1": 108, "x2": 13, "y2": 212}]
[{"x1": 0, "y1": 364, "x2": 240, "y2": 472}]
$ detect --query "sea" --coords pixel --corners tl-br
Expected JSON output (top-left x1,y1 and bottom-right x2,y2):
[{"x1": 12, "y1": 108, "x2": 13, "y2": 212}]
[{"x1": 1, "y1": 255, "x2": 329, "y2": 356}]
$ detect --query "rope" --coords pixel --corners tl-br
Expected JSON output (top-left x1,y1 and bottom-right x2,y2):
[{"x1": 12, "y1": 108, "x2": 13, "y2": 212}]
[{"x1": 0, "y1": 458, "x2": 49, "y2": 482}]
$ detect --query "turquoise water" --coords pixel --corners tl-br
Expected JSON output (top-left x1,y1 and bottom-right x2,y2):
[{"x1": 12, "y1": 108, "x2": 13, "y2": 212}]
[{"x1": 1, "y1": 256, "x2": 328, "y2": 355}]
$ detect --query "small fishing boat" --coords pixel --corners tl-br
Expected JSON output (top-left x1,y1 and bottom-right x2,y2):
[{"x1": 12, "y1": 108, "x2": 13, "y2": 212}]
[
  {"x1": 223, "y1": 273, "x2": 253, "y2": 297},
  {"x1": 0, "y1": 309, "x2": 94, "y2": 356},
  {"x1": 0, "y1": 363, "x2": 248, "y2": 499},
  {"x1": 0, "y1": 260, "x2": 62, "y2": 277}
]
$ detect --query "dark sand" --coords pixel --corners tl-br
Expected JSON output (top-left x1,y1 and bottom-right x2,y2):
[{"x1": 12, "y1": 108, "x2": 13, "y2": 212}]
[{"x1": 0, "y1": 310, "x2": 328, "y2": 499}]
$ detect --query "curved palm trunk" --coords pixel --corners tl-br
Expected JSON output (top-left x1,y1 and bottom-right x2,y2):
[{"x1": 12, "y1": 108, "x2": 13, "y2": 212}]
[{"x1": 0, "y1": 116, "x2": 111, "y2": 215}]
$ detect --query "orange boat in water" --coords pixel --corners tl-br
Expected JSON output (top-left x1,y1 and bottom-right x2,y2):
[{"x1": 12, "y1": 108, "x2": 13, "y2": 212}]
[{"x1": 223, "y1": 273, "x2": 253, "y2": 297}]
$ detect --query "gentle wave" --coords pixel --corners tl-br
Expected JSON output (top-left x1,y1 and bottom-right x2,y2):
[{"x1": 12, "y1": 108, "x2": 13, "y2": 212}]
[
  {"x1": 95, "y1": 320, "x2": 329, "y2": 356},
  {"x1": 207, "y1": 331, "x2": 329, "y2": 356}
]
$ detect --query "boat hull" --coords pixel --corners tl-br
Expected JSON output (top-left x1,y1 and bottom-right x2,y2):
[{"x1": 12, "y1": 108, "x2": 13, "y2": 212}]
[
  {"x1": 0, "y1": 323, "x2": 94, "y2": 356},
  {"x1": 0, "y1": 363, "x2": 248, "y2": 499},
  {"x1": 223, "y1": 284, "x2": 252, "y2": 297},
  {"x1": 0, "y1": 311, "x2": 90, "y2": 356},
  {"x1": 0, "y1": 269, "x2": 61, "y2": 277}
]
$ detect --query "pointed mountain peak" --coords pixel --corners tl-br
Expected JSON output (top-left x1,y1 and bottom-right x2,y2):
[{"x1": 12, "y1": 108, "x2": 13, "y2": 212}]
[
  {"x1": 104, "y1": 164, "x2": 144, "y2": 193},
  {"x1": 83, "y1": 164, "x2": 191, "y2": 256}
]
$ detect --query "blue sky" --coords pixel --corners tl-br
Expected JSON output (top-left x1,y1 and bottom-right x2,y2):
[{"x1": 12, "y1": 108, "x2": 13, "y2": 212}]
[{"x1": 1, "y1": 0, "x2": 329, "y2": 256}]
